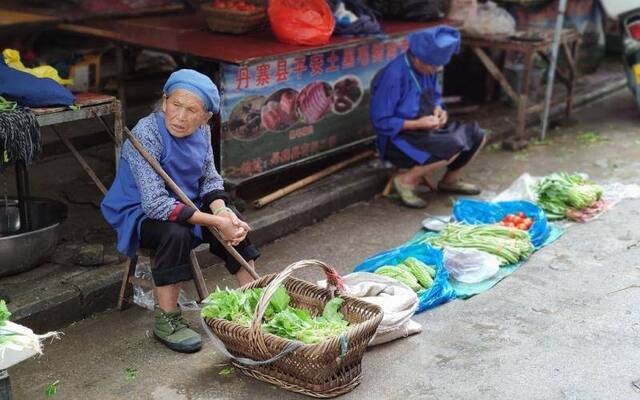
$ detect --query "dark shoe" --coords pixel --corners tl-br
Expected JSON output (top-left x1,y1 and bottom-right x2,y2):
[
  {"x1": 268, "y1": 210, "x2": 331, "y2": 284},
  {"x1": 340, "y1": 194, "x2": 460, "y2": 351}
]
[
  {"x1": 154, "y1": 307, "x2": 202, "y2": 353},
  {"x1": 393, "y1": 176, "x2": 427, "y2": 208},
  {"x1": 438, "y1": 180, "x2": 482, "y2": 195}
]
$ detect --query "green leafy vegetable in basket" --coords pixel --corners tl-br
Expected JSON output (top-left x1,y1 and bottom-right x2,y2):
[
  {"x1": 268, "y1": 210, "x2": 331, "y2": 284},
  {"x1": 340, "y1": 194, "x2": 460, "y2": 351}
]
[
  {"x1": 201, "y1": 287, "x2": 350, "y2": 344},
  {"x1": 535, "y1": 172, "x2": 604, "y2": 220},
  {"x1": 424, "y1": 223, "x2": 533, "y2": 266}
]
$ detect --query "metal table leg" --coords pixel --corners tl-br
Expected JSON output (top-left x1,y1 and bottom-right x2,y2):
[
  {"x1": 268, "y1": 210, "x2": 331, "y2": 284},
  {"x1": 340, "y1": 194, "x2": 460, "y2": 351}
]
[{"x1": 14, "y1": 161, "x2": 31, "y2": 232}]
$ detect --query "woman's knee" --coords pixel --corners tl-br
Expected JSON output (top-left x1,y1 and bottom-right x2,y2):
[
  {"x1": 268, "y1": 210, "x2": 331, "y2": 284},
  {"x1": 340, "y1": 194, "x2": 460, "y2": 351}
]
[{"x1": 158, "y1": 223, "x2": 193, "y2": 247}]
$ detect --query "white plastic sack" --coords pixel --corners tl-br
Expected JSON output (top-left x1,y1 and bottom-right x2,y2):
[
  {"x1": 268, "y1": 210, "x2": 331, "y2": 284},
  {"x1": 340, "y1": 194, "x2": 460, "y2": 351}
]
[
  {"x1": 444, "y1": 247, "x2": 500, "y2": 284},
  {"x1": 319, "y1": 272, "x2": 421, "y2": 346},
  {"x1": 492, "y1": 173, "x2": 540, "y2": 203},
  {"x1": 464, "y1": 1, "x2": 515, "y2": 36},
  {"x1": 448, "y1": 0, "x2": 477, "y2": 24}
]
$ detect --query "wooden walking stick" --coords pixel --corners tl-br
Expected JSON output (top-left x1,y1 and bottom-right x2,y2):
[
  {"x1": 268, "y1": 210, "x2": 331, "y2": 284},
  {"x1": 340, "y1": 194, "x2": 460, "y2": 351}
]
[{"x1": 123, "y1": 127, "x2": 259, "y2": 280}]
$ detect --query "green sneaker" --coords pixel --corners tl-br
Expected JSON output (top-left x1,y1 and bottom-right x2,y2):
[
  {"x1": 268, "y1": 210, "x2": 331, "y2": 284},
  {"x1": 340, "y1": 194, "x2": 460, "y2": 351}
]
[
  {"x1": 154, "y1": 307, "x2": 202, "y2": 353},
  {"x1": 393, "y1": 176, "x2": 427, "y2": 208}
]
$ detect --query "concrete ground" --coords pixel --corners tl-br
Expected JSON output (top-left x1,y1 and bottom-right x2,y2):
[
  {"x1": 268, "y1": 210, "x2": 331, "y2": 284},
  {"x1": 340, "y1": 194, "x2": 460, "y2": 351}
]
[{"x1": 7, "y1": 89, "x2": 640, "y2": 400}]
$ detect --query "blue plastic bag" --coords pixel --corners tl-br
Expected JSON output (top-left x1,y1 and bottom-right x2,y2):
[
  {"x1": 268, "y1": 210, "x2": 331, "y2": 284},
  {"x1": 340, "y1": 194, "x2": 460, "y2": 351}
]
[
  {"x1": 0, "y1": 56, "x2": 74, "y2": 107},
  {"x1": 453, "y1": 199, "x2": 550, "y2": 248},
  {"x1": 353, "y1": 243, "x2": 456, "y2": 313}
]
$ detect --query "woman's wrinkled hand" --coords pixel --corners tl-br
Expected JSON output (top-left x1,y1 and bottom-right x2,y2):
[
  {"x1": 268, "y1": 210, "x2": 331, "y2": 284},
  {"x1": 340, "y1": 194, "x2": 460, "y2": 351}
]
[
  {"x1": 217, "y1": 217, "x2": 246, "y2": 246},
  {"x1": 220, "y1": 209, "x2": 250, "y2": 246}
]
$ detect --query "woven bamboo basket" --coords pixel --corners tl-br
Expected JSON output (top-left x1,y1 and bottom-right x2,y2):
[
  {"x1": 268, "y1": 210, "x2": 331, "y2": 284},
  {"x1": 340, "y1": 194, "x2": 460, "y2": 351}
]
[
  {"x1": 203, "y1": 260, "x2": 383, "y2": 398},
  {"x1": 200, "y1": 3, "x2": 267, "y2": 34}
]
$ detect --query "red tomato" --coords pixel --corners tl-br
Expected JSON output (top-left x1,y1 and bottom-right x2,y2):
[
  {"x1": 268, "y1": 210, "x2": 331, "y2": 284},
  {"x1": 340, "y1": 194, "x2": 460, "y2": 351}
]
[
  {"x1": 517, "y1": 212, "x2": 525, "y2": 218},
  {"x1": 517, "y1": 223, "x2": 527, "y2": 230},
  {"x1": 523, "y1": 217, "x2": 533, "y2": 227},
  {"x1": 513, "y1": 216, "x2": 523, "y2": 225}
]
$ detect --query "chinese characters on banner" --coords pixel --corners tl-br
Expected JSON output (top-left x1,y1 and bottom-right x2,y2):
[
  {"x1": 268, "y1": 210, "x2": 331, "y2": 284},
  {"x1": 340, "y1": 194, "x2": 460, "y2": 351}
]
[{"x1": 220, "y1": 36, "x2": 411, "y2": 181}]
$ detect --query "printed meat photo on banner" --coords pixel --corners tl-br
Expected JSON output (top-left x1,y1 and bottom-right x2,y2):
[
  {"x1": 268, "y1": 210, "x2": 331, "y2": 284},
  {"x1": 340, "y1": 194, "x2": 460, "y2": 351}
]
[
  {"x1": 261, "y1": 88, "x2": 299, "y2": 132},
  {"x1": 226, "y1": 95, "x2": 265, "y2": 141},
  {"x1": 296, "y1": 81, "x2": 333, "y2": 124},
  {"x1": 332, "y1": 75, "x2": 364, "y2": 115}
]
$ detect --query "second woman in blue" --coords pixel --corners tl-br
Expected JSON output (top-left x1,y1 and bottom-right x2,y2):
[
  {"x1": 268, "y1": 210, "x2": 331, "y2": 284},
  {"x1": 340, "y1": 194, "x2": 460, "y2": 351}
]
[{"x1": 370, "y1": 26, "x2": 486, "y2": 208}]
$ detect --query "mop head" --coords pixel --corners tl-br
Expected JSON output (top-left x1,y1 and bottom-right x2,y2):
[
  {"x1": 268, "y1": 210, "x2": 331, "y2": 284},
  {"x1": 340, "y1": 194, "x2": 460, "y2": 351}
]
[{"x1": 0, "y1": 98, "x2": 41, "y2": 173}]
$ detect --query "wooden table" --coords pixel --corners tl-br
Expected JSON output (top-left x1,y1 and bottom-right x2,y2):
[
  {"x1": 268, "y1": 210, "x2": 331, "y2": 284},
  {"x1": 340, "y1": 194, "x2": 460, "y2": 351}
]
[
  {"x1": 31, "y1": 93, "x2": 124, "y2": 196},
  {"x1": 7, "y1": 93, "x2": 122, "y2": 232},
  {"x1": 463, "y1": 29, "x2": 581, "y2": 149},
  {"x1": 0, "y1": 9, "x2": 59, "y2": 35}
]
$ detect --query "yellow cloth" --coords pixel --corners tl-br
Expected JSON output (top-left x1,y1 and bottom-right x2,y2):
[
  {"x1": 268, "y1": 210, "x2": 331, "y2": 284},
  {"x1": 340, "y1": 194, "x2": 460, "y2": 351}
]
[{"x1": 3, "y1": 49, "x2": 72, "y2": 86}]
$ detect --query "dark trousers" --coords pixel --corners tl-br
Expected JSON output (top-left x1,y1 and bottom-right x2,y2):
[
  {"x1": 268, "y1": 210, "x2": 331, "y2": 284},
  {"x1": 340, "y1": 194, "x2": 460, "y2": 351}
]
[{"x1": 140, "y1": 209, "x2": 260, "y2": 287}]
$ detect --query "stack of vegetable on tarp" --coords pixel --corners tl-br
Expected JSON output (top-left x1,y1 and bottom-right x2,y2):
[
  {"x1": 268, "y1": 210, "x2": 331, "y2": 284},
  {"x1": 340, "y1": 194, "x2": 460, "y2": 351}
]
[
  {"x1": 453, "y1": 199, "x2": 555, "y2": 248},
  {"x1": 535, "y1": 172, "x2": 605, "y2": 222},
  {"x1": 353, "y1": 244, "x2": 456, "y2": 312}
]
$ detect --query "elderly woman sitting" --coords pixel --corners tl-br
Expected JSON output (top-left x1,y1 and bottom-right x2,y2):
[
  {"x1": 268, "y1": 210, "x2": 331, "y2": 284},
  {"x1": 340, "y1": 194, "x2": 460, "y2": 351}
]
[
  {"x1": 101, "y1": 69, "x2": 260, "y2": 353},
  {"x1": 370, "y1": 26, "x2": 486, "y2": 208}
]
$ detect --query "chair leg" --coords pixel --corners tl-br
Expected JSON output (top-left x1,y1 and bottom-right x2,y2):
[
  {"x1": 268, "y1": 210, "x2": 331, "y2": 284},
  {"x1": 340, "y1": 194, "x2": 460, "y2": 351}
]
[
  {"x1": 189, "y1": 250, "x2": 209, "y2": 302},
  {"x1": 382, "y1": 174, "x2": 394, "y2": 197},
  {"x1": 118, "y1": 256, "x2": 138, "y2": 310}
]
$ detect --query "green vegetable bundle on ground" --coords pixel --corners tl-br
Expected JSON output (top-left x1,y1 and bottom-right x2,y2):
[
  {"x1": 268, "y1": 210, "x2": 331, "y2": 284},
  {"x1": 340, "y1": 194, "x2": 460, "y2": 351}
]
[
  {"x1": 375, "y1": 257, "x2": 436, "y2": 293},
  {"x1": 201, "y1": 287, "x2": 349, "y2": 344},
  {"x1": 423, "y1": 223, "x2": 534, "y2": 265},
  {"x1": 1, "y1": 299, "x2": 59, "y2": 359},
  {"x1": 535, "y1": 172, "x2": 604, "y2": 221}
]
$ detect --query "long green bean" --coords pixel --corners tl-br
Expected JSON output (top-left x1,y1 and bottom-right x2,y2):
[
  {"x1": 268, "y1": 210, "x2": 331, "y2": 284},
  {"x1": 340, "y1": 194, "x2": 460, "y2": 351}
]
[{"x1": 424, "y1": 223, "x2": 533, "y2": 265}]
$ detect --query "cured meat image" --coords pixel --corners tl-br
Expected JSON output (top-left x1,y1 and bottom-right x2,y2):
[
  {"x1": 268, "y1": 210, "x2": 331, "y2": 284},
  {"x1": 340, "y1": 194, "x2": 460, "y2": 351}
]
[
  {"x1": 332, "y1": 75, "x2": 363, "y2": 115},
  {"x1": 227, "y1": 95, "x2": 265, "y2": 141},
  {"x1": 296, "y1": 81, "x2": 333, "y2": 124},
  {"x1": 261, "y1": 89, "x2": 299, "y2": 131}
]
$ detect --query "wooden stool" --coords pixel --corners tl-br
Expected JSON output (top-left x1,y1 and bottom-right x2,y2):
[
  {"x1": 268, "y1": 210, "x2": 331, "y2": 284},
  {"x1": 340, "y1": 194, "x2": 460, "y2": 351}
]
[{"x1": 117, "y1": 248, "x2": 209, "y2": 310}]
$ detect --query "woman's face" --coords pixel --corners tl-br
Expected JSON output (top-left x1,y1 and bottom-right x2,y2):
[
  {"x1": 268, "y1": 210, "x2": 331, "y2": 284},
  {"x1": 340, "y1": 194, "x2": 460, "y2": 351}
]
[
  {"x1": 162, "y1": 89, "x2": 212, "y2": 137},
  {"x1": 410, "y1": 54, "x2": 440, "y2": 76}
]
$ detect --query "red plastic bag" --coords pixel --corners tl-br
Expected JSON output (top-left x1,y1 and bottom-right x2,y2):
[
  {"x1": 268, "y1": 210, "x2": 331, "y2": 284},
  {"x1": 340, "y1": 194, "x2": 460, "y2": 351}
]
[{"x1": 268, "y1": 0, "x2": 336, "y2": 46}]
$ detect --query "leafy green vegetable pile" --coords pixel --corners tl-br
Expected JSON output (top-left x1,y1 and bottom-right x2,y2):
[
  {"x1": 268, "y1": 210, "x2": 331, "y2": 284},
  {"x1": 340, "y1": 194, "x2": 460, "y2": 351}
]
[
  {"x1": 535, "y1": 172, "x2": 604, "y2": 221},
  {"x1": 0, "y1": 299, "x2": 9, "y2": 324},
  {"x1": 0, "y1": 299, "x2": 17, "y2": 347},
  {"x1": 201, "y1": 287, "x2": 349, "y2": 344},
  {"x1": 423, "y1": 223, "x2": 534, "y2": 265}
]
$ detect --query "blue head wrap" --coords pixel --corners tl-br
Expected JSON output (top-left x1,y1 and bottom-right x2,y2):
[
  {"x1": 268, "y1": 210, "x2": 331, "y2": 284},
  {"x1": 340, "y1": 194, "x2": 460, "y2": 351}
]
[
  {"x1": 163, "y1": 69, "x2": 220, "y2": 113},
  {"x1": 408, "y1": 26, "x2": 461, "y2": 67}
]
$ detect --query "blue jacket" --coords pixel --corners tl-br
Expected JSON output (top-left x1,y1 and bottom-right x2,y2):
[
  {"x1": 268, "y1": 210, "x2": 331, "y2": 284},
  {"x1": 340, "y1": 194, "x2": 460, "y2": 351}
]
[{"x1": 369, "y1": 54, "x2": 444, "y2": 164}]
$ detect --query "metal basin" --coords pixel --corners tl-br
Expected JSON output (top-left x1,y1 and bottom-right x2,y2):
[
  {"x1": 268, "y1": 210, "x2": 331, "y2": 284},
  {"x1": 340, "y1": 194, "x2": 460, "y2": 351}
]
[{"x1": 0, "y1": 198, "x2": 67, "y2": 277}]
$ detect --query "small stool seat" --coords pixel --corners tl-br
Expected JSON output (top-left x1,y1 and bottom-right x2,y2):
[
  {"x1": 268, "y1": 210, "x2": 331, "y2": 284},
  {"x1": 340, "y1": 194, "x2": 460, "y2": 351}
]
[{"x1": 117, "y1": 248, "x2": 209, "y2": 310}]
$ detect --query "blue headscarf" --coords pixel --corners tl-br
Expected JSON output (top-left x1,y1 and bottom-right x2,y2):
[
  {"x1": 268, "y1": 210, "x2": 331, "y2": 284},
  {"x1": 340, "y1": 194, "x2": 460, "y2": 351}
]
[
  {"x1": 163, "y1": 69, "x2": 220, "y2": 113},
  {"x1": 408, "y1": 26, "x2": 461, "y2": 67}
]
